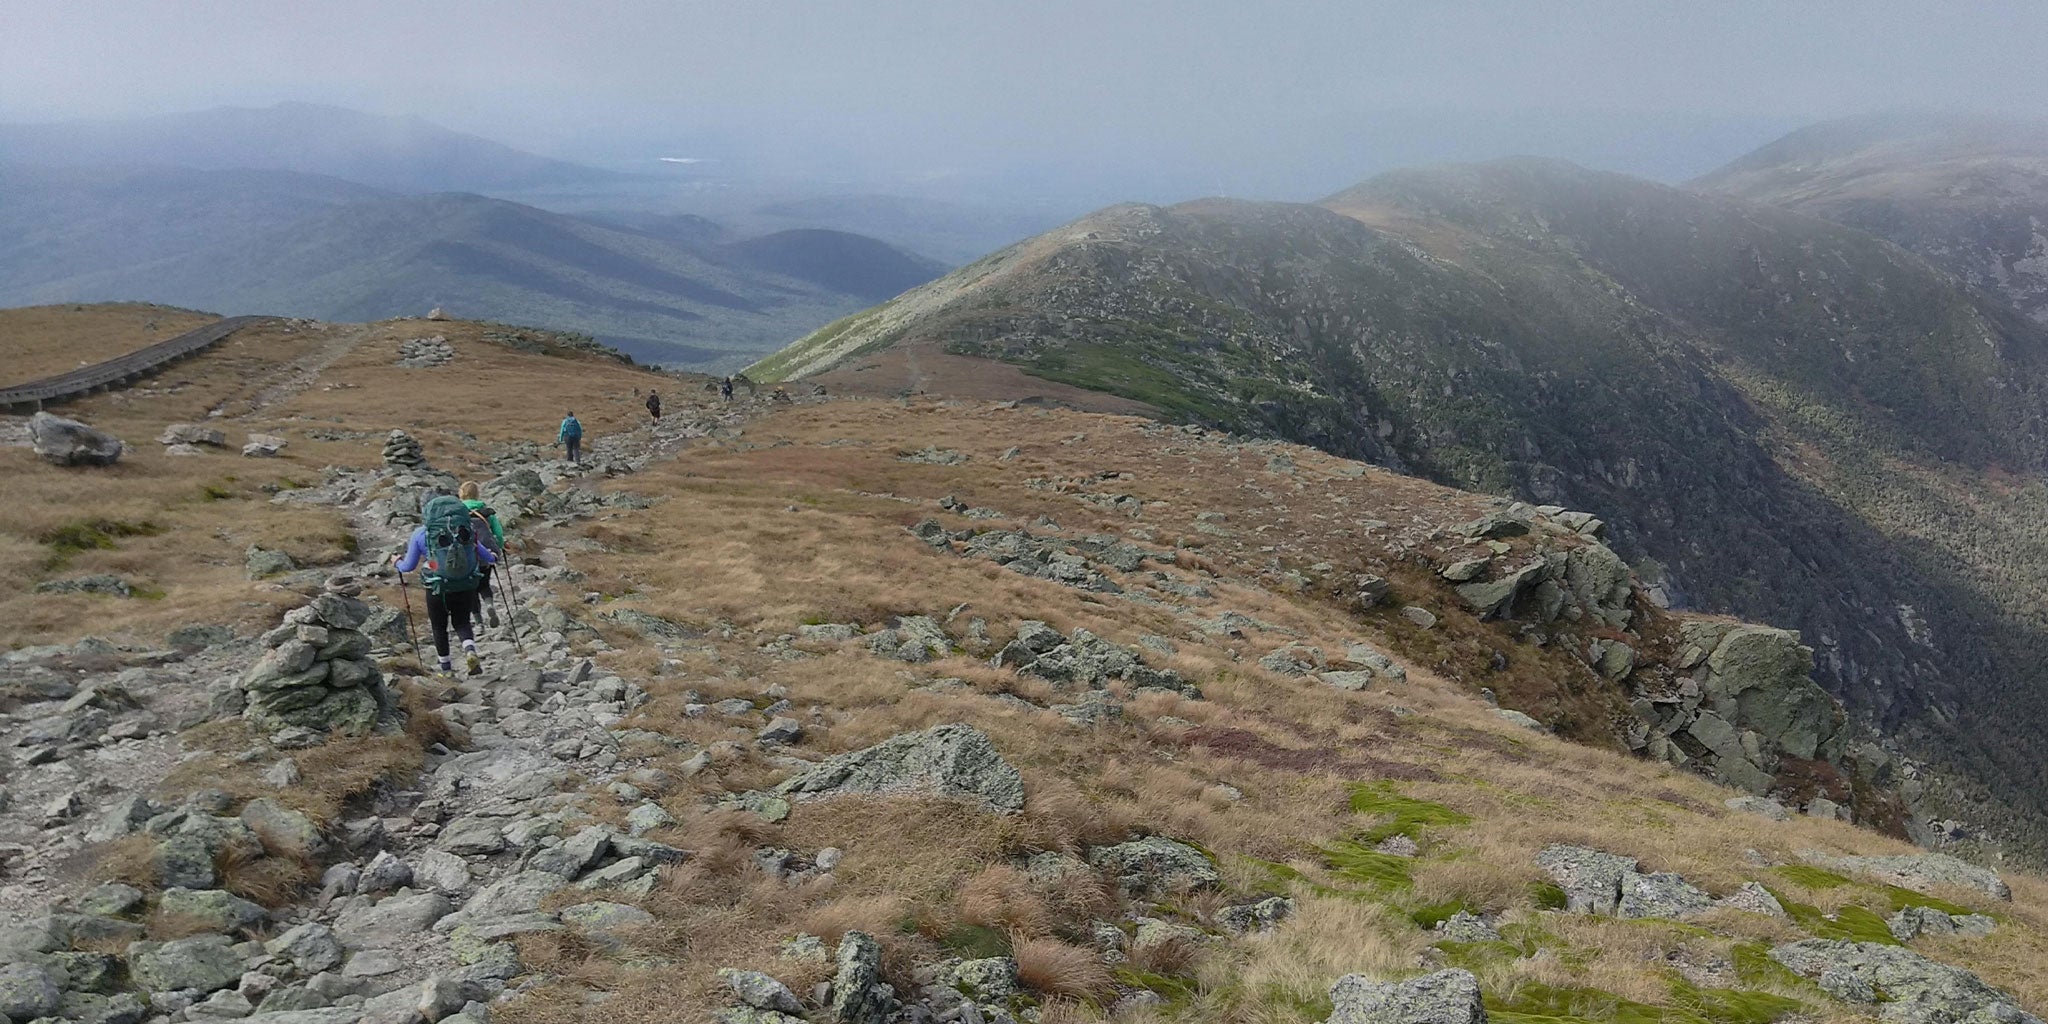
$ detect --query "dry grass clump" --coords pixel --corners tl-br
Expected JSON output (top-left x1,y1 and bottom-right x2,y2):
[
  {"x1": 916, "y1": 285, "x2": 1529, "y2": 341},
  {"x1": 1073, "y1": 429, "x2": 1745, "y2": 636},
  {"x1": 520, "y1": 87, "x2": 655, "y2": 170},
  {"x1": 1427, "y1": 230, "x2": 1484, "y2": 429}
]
[
  {"x1": 217, "y1": 842, "x2": 319, "y2": 907},
  {"x1": 84, "y1": 834, "x2": 163, "y2": 892},
  {"x1": 1013, "y1": 936, "x2": 1114, "y2": 1001},
  {"x1": 957, "y1": 865, "x2": 1053, "y2": 937}
]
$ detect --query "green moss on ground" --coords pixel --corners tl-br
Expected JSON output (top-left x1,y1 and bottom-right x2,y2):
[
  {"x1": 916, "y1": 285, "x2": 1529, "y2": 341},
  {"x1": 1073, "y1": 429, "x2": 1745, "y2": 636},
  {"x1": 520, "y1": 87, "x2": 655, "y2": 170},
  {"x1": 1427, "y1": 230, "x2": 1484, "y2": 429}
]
[{"x1": 1348, "y1": 782, "x2": 1471, "y2": 845}]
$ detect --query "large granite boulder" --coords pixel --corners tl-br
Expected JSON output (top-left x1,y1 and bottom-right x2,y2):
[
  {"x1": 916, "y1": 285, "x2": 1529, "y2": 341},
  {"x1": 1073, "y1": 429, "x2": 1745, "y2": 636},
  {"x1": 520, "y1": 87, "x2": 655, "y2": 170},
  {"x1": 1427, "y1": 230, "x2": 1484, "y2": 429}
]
[{"x1": 30, "y1": 412, "x2": 123, "y2": 466}]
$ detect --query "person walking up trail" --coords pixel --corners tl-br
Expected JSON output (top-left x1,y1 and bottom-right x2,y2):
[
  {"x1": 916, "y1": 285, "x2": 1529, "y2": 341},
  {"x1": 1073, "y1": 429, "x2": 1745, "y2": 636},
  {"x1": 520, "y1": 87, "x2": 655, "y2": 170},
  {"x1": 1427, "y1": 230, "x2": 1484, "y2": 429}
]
[
  {"x1": 459, "y1": 480, "x2": 505, "y2": 628},
  {"x1": 557, "y1": 411, "x2": 583, "y2": 464},
  {"x1": 393, "y1": 494, "x2": 498, "y2": 676},
  {"x1": 646, "y1": 390, "x2": 662, "y2": 421}
]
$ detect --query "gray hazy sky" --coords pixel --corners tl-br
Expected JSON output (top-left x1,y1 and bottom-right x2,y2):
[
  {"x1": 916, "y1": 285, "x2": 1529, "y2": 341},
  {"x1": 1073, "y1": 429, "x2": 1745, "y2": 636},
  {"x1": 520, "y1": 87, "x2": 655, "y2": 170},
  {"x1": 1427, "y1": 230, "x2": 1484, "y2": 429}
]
[{"x1": 5, "y1": 1, "x2": 2044, "y2": 202}]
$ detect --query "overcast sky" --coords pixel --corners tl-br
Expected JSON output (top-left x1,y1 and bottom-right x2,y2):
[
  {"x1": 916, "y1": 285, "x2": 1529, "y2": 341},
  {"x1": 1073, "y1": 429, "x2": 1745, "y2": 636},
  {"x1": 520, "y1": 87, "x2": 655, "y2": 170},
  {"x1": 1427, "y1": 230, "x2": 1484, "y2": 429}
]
[{"x1": 5, "y1": 1, "x2": 2044, "y2": 202}]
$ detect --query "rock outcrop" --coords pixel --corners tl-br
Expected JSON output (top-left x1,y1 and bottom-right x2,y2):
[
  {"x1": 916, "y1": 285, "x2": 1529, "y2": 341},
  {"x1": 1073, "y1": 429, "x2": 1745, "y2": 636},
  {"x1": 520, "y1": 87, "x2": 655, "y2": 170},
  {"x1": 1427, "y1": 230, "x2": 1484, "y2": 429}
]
[
  {"x1": 775, "y1": 724, "x2": 1025, "y2": 811},
  {"x1": 1628, "y1": 622, "x2": 1847, "y2": 795},
  {"x1": 1800, "y1": 851, "x2": 2012, "y2": 902},
  {"x1": 1769, "y1": 940, "x2": 2040, "y2": 1023}
]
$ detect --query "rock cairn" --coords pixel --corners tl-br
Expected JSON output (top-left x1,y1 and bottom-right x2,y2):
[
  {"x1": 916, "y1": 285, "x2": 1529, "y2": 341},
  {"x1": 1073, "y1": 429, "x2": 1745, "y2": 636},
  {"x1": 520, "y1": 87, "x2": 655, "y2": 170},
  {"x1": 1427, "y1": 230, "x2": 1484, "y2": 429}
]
[
  {"x1": 238, "y1": 593, "x2": 387, "y2": 737},
  {"x1": 395, "y1": 336, "x2": 455, "y2": 368},
  {"x1": 382, "y1": 430, "x2": 427, "y2": 471}
]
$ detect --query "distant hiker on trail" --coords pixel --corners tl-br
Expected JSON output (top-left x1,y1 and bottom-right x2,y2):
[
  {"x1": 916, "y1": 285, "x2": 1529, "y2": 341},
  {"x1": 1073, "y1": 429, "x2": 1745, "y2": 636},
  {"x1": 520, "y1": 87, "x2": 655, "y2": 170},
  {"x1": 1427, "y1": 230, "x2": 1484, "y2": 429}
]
[
  {"x1": 557, "y1": 411, "x2": 583, "y2": 463},
  {"x1": 646, "y1": 390, "x2": 662, "y2": 421},
  {"x1": 393, "y1": 493, "x2": 498, "y2": 676},
  {"x1": 719, "y1": 377, "x2": 734, "y2": 402},
  {"x1": 459, "y1": 480, "x2": 505, "y2": 628}
]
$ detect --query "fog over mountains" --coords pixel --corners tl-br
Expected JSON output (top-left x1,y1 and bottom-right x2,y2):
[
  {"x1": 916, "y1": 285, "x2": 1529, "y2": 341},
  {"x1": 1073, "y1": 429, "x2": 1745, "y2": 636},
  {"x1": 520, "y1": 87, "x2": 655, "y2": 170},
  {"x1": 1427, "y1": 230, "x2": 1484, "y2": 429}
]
[{"x1": 0, "y1": 103, "x2": 951, "y2": 369}]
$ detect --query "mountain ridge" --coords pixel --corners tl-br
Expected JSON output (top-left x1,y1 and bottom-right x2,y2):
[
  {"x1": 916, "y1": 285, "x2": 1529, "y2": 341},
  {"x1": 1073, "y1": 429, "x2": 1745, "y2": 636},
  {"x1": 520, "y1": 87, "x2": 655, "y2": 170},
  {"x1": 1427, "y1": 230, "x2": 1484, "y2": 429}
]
[{"x1": 752, "y1": 153, "x2": 2048, "y2": 859}]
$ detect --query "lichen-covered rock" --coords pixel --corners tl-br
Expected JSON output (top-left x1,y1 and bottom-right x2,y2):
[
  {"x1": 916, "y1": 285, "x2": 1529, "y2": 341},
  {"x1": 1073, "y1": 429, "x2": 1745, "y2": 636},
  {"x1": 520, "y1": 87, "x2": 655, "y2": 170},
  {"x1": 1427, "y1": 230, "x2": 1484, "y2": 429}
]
[
  {"x1": 1216, "y1": 896, "x2": 1295, "y2": 935},
  {"x1": 1433, "y1": 911, "x2": 1501, "y2": 943},
  {"x1": 1326, "y1": 968, "x2": 1485, "y2": 1024},
  {"x1": 830, "y1": 931, "x2": 895, "y2": 1024},
  {"x1": 128, "y1": 933, "x2": 247, "y2": 994},
  {"x1": 1801, "y1": 851, "x2": 2011, "y2": 902},
  {"x1": 1535, "y1": 844, "x2": 1637, "y2": 915},
  {"x1": 1089, "y1": 836, "x2": 1220, "y2": 897},
  {"x1": 719, "y1": 968, "x2": 804, "y2": 1013},
  {"x1": 266, "y1": 922, "x2": 345, "y2": 975},
  {"x1": 946, "y1": 957, "x2": 1020, "y2": 1004},
  {"x1": 776, "y1": 723, "x2": 1024, "y2": 811},
  {"x1": 156, "y1": 888, "x2": 269, "y2": 935},
  {"x1": 1617, "y1": 872, "x2": 1714, "y2": 920},
  {"x1": 0, "y1": 961, "x2": 62, "y2": 1021},
  {"x1": 1889, "y1": 905, "x2": 1996, "y2": 941},
  {"x1": 1717, "y1": 882, "x2": 1787, "y2": 917},
  {"x1": 1769, "y1": 940, "x2": 2039, "y2": 1023}
]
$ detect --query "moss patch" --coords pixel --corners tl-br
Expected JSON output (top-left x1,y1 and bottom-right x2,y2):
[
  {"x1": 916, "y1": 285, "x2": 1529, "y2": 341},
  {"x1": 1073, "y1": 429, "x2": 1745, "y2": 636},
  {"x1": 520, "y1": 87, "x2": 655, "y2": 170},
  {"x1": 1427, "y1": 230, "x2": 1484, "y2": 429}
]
[
  {"x1": 1348, "y1": 782, "x2": 1471, "y2": 845},
  {"x1": 1318, "y1": 841, "x2": 1415, "y2": 891},
  {"x1": 1489, "y1": 979, "x2": 1801, "y2": 1024},
  {"x1": 39, "y1": 518, "x2": 161, "y2": 568}
]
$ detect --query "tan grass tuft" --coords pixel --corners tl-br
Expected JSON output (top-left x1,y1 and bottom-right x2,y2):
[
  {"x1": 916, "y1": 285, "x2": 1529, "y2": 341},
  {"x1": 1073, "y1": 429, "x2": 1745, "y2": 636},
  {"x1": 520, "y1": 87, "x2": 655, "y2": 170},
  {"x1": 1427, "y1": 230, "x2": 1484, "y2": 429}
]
[{"x1": 1012, "y1": 936, "x2": 1114, "y2": 1001}]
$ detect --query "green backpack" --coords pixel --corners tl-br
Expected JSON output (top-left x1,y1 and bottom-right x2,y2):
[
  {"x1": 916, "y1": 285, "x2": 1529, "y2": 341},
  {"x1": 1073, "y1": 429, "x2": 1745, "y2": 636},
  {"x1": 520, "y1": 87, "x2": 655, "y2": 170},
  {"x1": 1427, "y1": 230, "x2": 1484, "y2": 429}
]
[{"x1": 420, "y1": 495, "x2": 482, "y2": 595}]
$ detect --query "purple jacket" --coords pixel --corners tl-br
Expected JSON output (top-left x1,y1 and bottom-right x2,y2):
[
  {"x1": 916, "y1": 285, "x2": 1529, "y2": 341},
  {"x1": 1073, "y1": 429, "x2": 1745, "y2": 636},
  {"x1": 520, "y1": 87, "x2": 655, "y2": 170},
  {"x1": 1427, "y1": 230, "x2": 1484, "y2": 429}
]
[{"x1": 393, "y1": 527, "x2": 497, "y2": 573}]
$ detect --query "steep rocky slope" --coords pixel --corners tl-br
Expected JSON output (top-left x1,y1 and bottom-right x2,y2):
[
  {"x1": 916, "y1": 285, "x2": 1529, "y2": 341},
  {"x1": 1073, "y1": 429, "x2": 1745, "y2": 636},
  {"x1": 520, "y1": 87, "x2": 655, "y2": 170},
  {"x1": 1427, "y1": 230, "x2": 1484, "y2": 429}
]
[
  {"x1": 1696, "y1": 114, "x2": 2048, "y2": 324},
  {"x1": 1, "y1": 308, "x2": 2043, "y2": 1023},
  {"x1": 748, "y1": 159, "x2": 2048, "y2": 862}
]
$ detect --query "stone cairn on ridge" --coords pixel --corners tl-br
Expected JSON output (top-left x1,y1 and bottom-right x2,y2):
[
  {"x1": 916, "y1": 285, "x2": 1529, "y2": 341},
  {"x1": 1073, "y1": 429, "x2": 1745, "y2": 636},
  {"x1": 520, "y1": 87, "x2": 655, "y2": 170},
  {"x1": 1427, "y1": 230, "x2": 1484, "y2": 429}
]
[
  {"x1": 395, "y1": 335, "x2": 455, "y2": 368},
  {"x1": 381, "y1": 429, "x2": 427, "y2": 471},
  {"x1": 237, "y1": 592, "x2": 388, "y2": 738}
]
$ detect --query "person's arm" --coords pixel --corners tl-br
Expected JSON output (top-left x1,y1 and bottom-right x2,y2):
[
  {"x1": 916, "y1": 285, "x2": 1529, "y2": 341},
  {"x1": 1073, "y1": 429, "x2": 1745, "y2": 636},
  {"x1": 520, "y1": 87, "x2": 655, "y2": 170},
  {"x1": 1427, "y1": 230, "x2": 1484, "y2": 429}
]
[
  {"x1": 392, "y1": 530, "x2": 426, "y2": 572},
  {"x1": 476, "y1": 540, "x2": 498, "y2": 565},
  {"x1": 488, "y1": 515, "x2": 504, "y2": 549}
]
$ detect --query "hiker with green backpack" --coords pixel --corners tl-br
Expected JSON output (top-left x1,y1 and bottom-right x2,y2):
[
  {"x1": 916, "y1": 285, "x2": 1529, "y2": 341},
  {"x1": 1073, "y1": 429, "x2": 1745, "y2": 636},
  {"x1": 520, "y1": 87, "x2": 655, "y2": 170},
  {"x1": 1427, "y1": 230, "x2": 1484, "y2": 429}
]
[
  {"x1": 392, "y1": 493, "x2": 499, "y2": 675},
  {"x1": 458, "y1": 481, "x2": 505, "y2": 628}
]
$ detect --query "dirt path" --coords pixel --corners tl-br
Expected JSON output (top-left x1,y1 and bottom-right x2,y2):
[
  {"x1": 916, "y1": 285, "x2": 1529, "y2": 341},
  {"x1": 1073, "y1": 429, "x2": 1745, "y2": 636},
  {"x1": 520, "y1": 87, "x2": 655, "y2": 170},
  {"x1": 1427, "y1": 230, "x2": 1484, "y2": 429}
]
[{"x1": 217, "y1": 321, "x2": 379, "y2": 417}]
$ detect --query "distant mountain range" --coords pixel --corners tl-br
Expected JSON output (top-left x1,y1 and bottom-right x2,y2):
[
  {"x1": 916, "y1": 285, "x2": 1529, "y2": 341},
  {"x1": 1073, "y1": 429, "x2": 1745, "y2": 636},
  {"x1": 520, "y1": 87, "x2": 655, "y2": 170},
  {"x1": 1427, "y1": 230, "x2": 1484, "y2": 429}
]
[
  {"x1": 0, "y1": 101, "x2": 624, "y2": 193},
  {"x1": 755, "y1": 117, "x2": 2048, "y2": 860},
  {"x1": 0, "y1": 104, "x2": 948, "y2": 368}
]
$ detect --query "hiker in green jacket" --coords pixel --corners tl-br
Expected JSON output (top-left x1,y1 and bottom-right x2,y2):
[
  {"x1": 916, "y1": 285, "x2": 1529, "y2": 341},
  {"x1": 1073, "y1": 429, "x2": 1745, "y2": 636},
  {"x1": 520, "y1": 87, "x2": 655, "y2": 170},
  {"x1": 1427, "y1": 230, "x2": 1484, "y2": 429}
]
[
  {"x1": 459, "y1": 480, "x2": 505, "y2": 628},
  {"x1": 557, "y1": 411, "x2": 583, "y2": 463}
]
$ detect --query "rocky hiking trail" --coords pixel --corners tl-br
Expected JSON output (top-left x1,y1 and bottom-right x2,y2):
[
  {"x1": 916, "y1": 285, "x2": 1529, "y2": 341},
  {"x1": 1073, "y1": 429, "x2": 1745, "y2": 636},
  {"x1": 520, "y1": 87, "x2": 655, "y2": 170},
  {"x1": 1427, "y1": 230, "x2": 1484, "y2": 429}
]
[
  {"x1": 4, "y1": 356, "x2": 2047, "y2": 1024},
  {"x1": 0, "y1": 389, "x2": 754, "y2": 1023}
]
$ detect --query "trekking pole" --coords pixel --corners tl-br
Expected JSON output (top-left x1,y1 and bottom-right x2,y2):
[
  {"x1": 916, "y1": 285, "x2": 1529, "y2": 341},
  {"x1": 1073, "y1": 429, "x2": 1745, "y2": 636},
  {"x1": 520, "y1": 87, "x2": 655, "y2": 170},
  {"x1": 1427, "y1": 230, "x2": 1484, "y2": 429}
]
[
  {"x1": 497, "y1": 585, "x2": 524, "y2": 656},
  {"x1": 395, "y1": 570, "x2": 428, "y2": 668},
  {"x1": 496, "y1": 555, "x2": 527, "y2": 654}
]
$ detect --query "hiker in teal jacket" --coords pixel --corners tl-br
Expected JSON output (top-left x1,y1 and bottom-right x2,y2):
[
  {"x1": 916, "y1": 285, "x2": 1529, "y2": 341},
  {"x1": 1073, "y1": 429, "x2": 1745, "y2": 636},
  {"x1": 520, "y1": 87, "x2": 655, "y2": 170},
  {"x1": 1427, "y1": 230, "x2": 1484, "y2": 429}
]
[{"x1": 557, "y1": 412, "x2": 583, "y2": 463}]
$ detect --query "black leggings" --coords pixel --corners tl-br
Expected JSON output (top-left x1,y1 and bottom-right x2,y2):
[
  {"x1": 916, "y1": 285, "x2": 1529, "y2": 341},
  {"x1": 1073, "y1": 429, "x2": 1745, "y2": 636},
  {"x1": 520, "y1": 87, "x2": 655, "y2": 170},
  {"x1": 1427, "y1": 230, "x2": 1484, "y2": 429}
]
[
  {"x1": 477, "y1": 564, "x2": 495, "y2": 603},
  {"x1": 426, "y1": 588, "x2": 480, "y2": 659}
]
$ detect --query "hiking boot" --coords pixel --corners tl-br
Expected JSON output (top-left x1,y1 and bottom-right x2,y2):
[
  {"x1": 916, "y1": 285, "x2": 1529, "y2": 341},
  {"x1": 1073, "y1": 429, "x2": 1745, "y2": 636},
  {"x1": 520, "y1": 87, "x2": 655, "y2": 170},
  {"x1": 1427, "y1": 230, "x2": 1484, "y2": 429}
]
[
  {"x1": 465, "y1": 652, "x2": 483, "y2": 677},
  {"x1": 486, "y1": 606, "x2": 500, "y2": 629}
]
